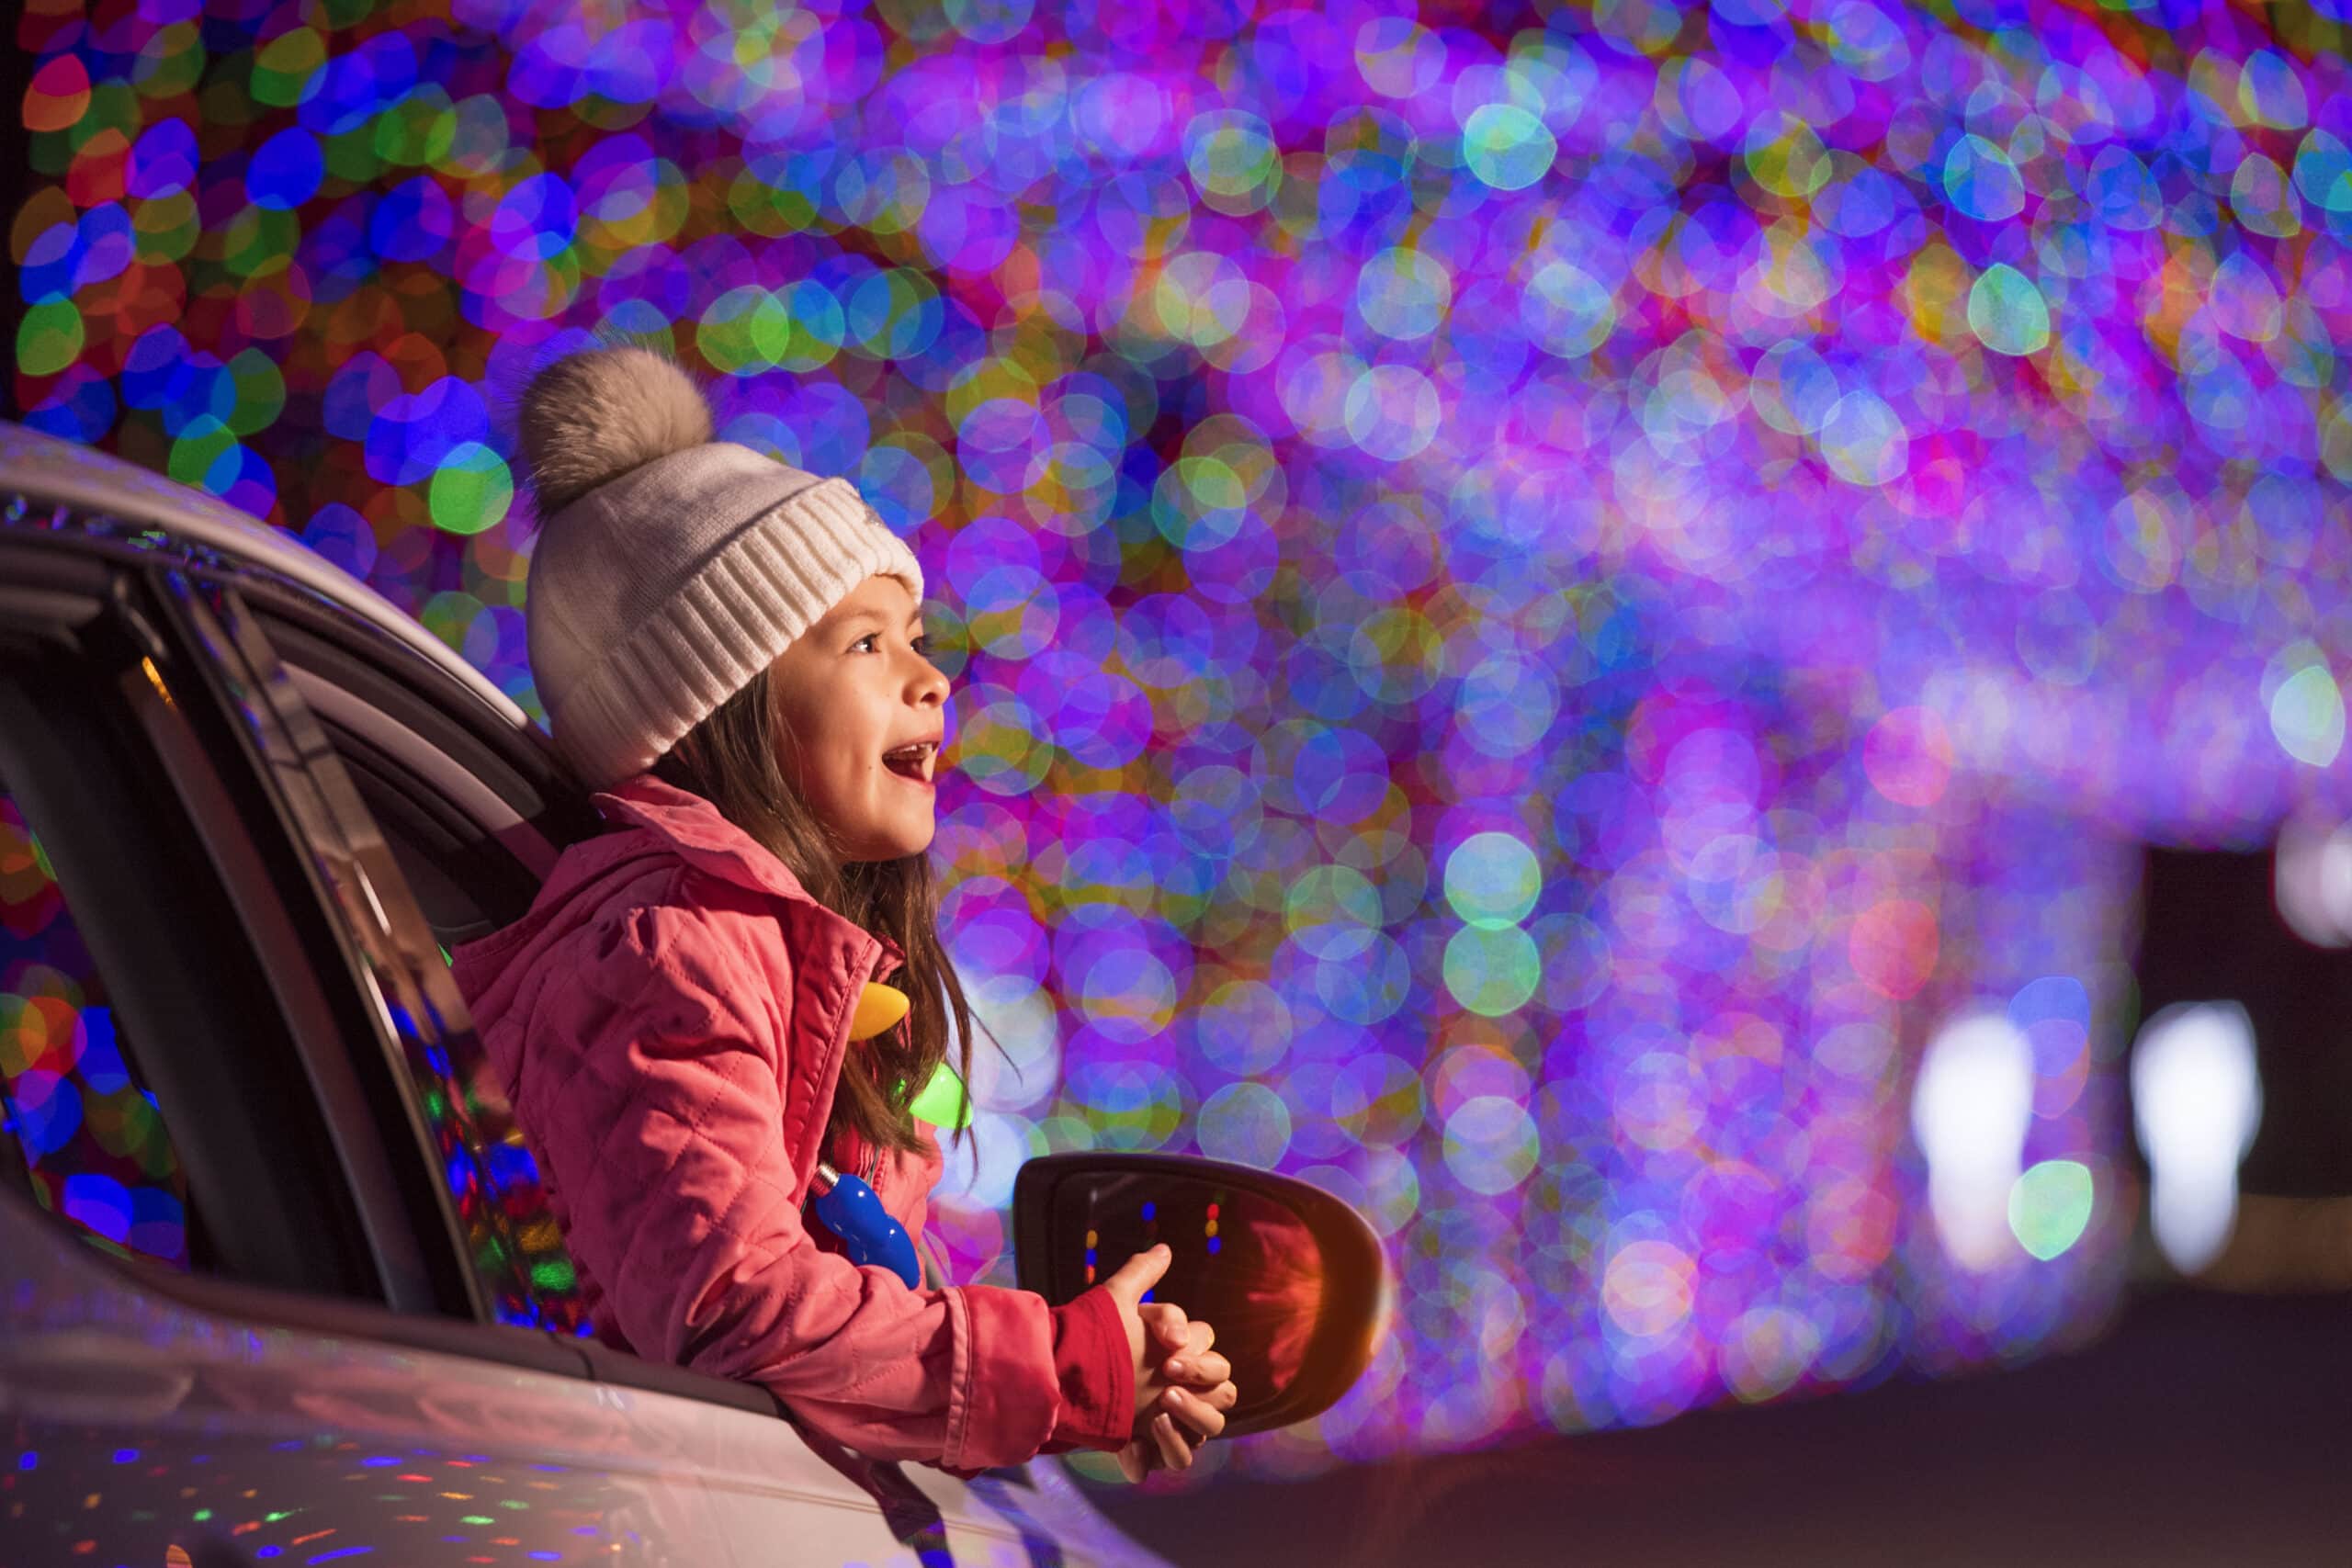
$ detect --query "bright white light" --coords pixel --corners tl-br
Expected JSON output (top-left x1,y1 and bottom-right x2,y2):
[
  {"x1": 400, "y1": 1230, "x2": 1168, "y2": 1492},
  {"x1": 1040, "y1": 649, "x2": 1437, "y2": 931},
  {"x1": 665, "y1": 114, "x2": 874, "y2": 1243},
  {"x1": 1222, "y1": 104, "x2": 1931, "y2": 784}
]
[
  {"x1": 1912, "y1": 1010, "x2": 2035, "y2": 1271},
  {"x1": 965, "y1": 975, "x2": 1062, "y2": 1113},
  {"x1": 934, "y1": 1110, "x2": 1035, "y2": 1211},
  {"x1": 2131, "y1": 1001, "x2": 2263, "y2": 1276},
  {"x1": 2273, "y1": 813, "x2": 2352, "y2": 950}
]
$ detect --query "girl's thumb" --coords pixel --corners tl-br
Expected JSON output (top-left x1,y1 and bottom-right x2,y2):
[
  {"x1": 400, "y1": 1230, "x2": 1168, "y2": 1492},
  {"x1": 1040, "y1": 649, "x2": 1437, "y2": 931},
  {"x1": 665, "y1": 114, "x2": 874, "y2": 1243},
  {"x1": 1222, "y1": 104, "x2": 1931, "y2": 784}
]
[{"x1": 1102, "y1": 1243, "x2": 1171, "y2": 1301}]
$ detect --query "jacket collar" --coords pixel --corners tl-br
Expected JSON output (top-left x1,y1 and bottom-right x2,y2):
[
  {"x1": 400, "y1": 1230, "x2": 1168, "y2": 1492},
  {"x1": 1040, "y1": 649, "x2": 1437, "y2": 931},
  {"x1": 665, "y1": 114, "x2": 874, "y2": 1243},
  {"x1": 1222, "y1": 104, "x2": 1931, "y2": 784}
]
[{"x1": 592, "y1": 773, "x2": 907, "y2": 971}]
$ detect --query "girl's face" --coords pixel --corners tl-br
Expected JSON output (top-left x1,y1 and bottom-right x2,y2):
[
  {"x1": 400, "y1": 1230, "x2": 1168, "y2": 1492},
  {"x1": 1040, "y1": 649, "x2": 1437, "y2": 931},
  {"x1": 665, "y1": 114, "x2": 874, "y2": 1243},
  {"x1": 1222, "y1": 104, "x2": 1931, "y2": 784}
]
[{"x1": 766, "y1": 573, "x2": 950, "y2": 863}]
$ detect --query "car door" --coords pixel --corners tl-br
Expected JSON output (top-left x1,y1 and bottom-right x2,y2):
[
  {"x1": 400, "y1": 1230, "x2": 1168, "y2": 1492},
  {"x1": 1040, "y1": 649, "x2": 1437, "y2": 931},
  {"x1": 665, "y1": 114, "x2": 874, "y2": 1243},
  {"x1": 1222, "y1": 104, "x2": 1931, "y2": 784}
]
[{"x1": 0, "y1": 503, "x2": 1168, "y2": 1568}]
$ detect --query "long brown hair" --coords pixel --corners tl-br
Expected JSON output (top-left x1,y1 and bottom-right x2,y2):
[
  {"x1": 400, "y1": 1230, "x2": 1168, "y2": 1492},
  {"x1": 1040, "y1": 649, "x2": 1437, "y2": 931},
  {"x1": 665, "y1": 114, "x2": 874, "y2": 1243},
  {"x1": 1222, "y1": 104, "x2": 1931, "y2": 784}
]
[{"x1": 651, "y1": 670, "x2": 973, "y2": 1155}]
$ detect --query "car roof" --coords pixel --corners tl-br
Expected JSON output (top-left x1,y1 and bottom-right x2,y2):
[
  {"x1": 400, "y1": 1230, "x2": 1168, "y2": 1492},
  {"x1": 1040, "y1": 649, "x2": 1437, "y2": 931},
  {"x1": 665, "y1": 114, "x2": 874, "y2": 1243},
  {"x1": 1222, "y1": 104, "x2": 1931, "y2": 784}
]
[{"x1": 0, "y1": 421, "x2": 531, "y2": 731}]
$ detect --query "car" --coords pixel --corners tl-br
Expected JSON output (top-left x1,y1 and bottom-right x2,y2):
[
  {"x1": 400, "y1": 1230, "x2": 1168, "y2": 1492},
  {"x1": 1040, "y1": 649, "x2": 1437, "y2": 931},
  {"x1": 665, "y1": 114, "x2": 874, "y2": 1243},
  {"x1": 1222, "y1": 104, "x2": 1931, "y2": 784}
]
[{"x1": 0, "y1": 421, "x2": 1381, "y2": 1567}]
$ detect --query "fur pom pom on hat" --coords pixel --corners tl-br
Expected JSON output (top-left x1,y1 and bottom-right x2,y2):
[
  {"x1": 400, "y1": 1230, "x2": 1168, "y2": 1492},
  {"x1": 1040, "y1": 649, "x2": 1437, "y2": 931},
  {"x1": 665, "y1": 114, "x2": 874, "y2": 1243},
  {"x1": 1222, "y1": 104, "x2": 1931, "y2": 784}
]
[
  {"x1": 518, "y1": 345, "x2": 715, "y2": 515},
  {"x1": 514, "y1": 345, "x2": 924, "y2": 792}
]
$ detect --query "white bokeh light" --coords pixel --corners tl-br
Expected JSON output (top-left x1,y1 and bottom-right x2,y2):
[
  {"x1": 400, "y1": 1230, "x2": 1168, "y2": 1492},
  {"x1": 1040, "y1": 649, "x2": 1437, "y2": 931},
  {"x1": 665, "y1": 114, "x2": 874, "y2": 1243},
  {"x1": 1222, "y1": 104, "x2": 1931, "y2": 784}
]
[
  {"x1": 934, "y1": 1111, "x2": 1036, "y2": 1212},
  {"x1": 965, "y1": 974, "x2": 1062, "y2": 1113},
  {"x1": 1911, "y1": 1010, "x2": 2036, "y2": 1272},
  {"x1": 2272, "y1": 812, "x2": 2352, "y2": 949},
  {"x1": 2131, "y1": 1001, "x2": 2262, "y2": 1276}
]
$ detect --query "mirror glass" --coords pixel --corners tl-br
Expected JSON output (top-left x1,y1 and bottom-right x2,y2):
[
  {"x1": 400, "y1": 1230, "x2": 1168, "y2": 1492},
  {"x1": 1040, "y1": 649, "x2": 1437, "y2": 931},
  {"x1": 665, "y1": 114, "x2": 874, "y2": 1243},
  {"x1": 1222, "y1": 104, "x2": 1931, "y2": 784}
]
[{"x1": 1040, "y1": 1169, "x2": 1330, "y2": 1424}]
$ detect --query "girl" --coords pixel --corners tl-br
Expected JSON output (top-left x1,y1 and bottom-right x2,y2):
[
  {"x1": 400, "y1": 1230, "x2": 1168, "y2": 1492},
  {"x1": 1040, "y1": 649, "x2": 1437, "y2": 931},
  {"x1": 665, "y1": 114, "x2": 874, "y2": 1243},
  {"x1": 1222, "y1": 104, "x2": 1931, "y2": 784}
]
[{"x1": 449, "y1": 345, "x2": 1237, "y2": 1477}]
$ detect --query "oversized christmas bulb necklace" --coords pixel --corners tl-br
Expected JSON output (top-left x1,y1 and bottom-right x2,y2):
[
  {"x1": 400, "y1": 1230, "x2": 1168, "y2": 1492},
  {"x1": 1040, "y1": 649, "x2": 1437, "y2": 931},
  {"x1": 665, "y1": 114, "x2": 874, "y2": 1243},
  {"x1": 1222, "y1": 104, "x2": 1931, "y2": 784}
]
[{"x1": 805, "y1": 981, "x2": 964, "y2": 1290}]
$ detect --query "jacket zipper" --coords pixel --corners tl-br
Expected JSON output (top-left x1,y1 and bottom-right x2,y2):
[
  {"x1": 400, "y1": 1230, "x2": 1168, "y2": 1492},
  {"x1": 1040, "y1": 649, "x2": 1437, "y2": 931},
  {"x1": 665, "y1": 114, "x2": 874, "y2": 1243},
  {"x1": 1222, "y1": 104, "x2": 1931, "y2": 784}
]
[
  {"x1": 810, "y1": 938, "x2": 893, "y2": 1206},
  {"x1": 861, "y1": 941, "x2": 892, "y2": 1196}
]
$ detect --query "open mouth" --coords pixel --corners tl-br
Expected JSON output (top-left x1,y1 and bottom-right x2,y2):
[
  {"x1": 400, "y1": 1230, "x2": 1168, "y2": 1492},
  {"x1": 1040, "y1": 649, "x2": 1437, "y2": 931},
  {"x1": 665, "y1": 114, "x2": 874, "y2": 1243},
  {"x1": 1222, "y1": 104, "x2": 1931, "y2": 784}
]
[{"x1": 882, "y1": 740, "x2": 938, "y2": 785}]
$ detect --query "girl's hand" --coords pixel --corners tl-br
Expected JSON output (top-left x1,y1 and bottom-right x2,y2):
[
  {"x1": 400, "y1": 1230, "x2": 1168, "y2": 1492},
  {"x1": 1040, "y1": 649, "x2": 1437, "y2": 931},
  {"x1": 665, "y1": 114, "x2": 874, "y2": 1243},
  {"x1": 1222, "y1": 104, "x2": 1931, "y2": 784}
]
[
  {"x1": 1128, "y1": 1307, "x2": 1239, "y2": 1481},
  {"x1": 1099, "y1": 1247, "x2": 1241, "y2": 1481},
  {"x1": 1152, "y1": 1313, "x2": 1234, "y2": 1399}
]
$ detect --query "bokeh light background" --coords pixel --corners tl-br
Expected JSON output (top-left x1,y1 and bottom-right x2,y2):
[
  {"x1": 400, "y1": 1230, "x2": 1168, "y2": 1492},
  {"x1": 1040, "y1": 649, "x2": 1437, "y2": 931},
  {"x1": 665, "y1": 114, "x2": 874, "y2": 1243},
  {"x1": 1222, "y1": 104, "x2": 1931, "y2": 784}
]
[{"x1": 14, "y1": 0, "x2": 2352, "y2": 1481}]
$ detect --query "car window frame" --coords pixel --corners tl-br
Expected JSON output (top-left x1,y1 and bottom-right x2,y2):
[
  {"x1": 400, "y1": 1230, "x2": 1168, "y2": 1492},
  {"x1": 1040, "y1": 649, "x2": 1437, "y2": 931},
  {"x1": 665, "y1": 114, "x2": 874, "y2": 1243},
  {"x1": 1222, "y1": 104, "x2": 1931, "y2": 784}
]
[
  {"x1": 0, "y1": 538, "x2": 390, "y2": 1302},
  {"x1": 243, "y1": 577, "x2": 603, "y2": 862},
  {"x1": 1, "y1": 491, "x2": 809, "y2": 1426},
  {"x1": 245, "y1": 585, "x2": 814, "y2": 1420},
  {"x1": 0, "y1": 526, "x2": 650, "y2": 1385},
  {"x1": 153, "y1": 566, "x2": 580, "y2": 1321}
]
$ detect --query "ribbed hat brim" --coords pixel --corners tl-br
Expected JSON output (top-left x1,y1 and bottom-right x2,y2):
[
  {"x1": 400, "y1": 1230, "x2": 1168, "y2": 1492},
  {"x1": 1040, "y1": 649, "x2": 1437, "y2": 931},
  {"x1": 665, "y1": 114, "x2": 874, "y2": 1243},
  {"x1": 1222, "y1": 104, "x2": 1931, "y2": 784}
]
[{"x1": 526, "y1": 446, "x2": 924, "y2": 791}]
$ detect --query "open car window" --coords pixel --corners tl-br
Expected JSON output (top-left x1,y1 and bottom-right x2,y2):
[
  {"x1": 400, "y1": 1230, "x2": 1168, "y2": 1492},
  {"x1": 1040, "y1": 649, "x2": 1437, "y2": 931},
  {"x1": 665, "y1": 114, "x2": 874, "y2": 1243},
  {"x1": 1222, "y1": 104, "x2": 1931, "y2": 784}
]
[
  {"x1": 0, "y1": 552, "x2": 384, "y2": 1305},
  {"x1": 246, "y1": 592, "x2": 810, "y2": 1416},
  {"x1": 0, "y1": 784, "x2": 201, "y2": 1276},
  {"x1": 148, "y1": 571, "x2": 586, "y2": 1335}
]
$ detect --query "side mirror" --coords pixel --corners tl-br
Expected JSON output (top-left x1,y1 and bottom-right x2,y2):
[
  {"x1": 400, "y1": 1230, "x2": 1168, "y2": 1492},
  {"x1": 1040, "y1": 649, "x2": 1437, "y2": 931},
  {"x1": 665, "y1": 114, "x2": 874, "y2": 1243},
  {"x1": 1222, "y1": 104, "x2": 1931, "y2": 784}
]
[{"x1": 1012, "y1": 1153, "x2": 1387, "y2": 1438}]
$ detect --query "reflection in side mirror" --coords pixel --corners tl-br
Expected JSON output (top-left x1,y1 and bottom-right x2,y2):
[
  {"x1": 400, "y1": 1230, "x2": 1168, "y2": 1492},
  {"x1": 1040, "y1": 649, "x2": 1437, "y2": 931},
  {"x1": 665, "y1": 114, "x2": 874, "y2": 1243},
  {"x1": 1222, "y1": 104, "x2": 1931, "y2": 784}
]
[{"x1": 1012, "y1": 1153, "x2": 1387, "y2": 1438}]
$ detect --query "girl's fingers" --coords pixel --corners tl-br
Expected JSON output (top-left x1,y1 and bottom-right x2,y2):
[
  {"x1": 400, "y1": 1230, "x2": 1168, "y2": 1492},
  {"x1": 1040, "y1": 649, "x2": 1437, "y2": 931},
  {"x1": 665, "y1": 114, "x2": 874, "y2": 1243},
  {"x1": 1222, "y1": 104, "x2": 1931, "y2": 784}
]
[
  {"x1": 1162, "y1": 1348, "x2": 1231, "y2": 1387},
  {"x1": 1100, "y1": 1246, "x2": 1172, "y2": 1311},
  {"x1": 1152, "y1": 1412, "x2": 1191, "y2": 1470},
  {"x1": 1161, "y1": 1385, "x2": 1226, "y2": 1440},
  {"x1": 1160, "y1": 1321, "x2": 1217, "y2": 1380},
  {"x1": 1138, "y1": 1301, "x2": 1192, "y2": 1353},
  {"x1": 1121, "y1": 1381, "x2": 1236, "y2": 1482}
]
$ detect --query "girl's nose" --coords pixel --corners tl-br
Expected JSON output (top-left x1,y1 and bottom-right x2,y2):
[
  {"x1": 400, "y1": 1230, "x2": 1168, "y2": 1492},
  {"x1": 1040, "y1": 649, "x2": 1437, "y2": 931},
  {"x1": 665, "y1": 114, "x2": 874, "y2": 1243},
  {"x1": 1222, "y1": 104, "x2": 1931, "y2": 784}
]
[{"x1": 905, "y1": 649, "x2": 949, "y2": 705}]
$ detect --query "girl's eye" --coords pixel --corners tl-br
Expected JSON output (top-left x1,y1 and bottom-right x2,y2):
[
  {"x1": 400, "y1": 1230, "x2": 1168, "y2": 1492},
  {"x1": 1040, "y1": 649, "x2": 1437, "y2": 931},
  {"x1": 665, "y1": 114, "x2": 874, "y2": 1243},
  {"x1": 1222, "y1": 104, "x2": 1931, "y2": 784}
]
[{"x1": 850, "y1": 631, "x2": 931, "y2": 655}]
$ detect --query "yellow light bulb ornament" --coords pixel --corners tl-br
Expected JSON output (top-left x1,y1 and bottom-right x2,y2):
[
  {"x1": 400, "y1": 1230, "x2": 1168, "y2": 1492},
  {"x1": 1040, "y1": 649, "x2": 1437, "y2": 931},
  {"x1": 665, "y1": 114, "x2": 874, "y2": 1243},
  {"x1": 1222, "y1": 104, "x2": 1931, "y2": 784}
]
[
  {"x1": 811, "y1": 980, "x2": 933, "y2": 1289},
  {"x1": 848, "y1": 982, "x2": 910, "y2": 1041},
  {"x1": 845, "y1": 983, "x2": 969, "y2": 1132}
]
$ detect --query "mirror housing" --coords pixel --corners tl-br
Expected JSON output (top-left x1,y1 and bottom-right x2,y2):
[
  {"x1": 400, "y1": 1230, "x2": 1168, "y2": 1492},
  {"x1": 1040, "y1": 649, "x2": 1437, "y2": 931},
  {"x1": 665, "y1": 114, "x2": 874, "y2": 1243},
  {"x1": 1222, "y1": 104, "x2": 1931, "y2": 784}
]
[{"x1": 1012, "y1": 1153, "x2": 1386, "y2": 1438}]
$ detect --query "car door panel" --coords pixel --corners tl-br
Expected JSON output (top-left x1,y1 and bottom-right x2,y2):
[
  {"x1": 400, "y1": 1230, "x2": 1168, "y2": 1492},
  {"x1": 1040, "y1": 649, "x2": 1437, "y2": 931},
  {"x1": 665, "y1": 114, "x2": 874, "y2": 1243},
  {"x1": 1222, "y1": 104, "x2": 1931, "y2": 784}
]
[
  {"x1": 3, "y1": 1187, "x2": 718, "y2": 1564},
  {"x1": 4, "y1": 1189, "x2": 1169, "y2": 1567}
]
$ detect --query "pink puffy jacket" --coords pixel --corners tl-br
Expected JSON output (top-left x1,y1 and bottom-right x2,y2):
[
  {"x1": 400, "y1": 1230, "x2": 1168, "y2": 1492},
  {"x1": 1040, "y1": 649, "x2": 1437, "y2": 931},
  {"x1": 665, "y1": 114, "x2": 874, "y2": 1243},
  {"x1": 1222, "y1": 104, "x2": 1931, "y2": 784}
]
[{"x1": 449, "y1": 773, "x2": 1131, "y2": 1469}]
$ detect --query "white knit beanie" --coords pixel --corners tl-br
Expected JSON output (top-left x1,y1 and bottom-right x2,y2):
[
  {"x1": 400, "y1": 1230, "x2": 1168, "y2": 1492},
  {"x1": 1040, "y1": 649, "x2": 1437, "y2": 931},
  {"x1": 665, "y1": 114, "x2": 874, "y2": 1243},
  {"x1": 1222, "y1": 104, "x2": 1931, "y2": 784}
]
[{"x1": 514, "y1": 346, "x2": 924, "y2": 792}]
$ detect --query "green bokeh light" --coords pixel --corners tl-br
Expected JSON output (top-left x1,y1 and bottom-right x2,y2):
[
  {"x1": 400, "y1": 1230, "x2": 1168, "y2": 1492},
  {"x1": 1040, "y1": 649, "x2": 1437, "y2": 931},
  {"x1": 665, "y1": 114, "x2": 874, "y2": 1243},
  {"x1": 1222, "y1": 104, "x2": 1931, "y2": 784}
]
[
  {"x1": 2269, "y1": 663, "x2": 2346, "y2": 767},
  {"x1": 427, "y1": 443, "x2": 514, "y2": 536},
  {"x1": 2007, "y1": 1158, "x2": 2095, "y2": 1261},
  {"x1": 1462, "y1": 104, "x2": 1555, "y2": 192},
  {"x1": 1443, "y1": 831, "x2": 1541, "y2": 929},
  {"x1": 1442, "y1": 924, "x2": 1541, "y2": 1016},
  {"x1": 1968, "y1": 264, "x2": 2052, "y2": 356}
]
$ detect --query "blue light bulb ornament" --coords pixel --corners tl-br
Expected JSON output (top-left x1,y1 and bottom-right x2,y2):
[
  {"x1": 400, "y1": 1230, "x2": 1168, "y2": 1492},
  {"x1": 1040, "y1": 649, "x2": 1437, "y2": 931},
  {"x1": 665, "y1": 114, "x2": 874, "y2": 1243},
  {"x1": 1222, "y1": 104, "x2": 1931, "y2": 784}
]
[
  {"x1": 809, "y1": 979, "x2": 927, "y2": 1289},
  {"x1": 808, "y1": 1161, "x2": 922, "y2": 1289}
]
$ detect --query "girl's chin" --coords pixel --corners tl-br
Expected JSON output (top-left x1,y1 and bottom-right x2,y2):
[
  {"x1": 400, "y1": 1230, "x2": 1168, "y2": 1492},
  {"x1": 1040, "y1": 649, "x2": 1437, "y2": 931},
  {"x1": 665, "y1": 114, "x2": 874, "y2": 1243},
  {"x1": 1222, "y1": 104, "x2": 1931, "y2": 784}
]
[{"x1": 845, "y1": 810, "x2": 936, "y2": 862}]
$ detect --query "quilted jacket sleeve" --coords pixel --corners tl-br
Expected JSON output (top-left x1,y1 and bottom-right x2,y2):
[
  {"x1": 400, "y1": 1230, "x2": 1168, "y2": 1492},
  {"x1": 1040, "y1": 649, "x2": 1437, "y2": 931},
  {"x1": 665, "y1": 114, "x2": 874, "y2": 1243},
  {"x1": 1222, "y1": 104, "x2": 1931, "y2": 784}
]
[{"x1": 521, "y1": 901, "x2": 1131, "y2": 1468}]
